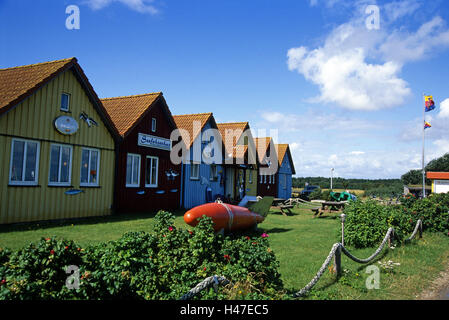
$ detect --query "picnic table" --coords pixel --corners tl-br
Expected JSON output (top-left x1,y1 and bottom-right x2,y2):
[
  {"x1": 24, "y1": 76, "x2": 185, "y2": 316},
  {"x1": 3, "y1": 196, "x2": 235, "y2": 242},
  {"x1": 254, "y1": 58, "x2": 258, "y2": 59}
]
[
  {"x1": 271, "y1": 198, "x2": 294, "y2": 216},
  {"x1": 312, "y1": 201, "x2": 348, "y2": 218}
]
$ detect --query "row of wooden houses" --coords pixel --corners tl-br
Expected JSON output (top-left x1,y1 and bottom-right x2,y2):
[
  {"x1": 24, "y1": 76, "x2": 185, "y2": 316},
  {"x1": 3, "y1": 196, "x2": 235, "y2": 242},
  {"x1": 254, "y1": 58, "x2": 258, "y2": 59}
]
[{"x1": 0, "y1": 58, "x2": 295, "y2": 224}]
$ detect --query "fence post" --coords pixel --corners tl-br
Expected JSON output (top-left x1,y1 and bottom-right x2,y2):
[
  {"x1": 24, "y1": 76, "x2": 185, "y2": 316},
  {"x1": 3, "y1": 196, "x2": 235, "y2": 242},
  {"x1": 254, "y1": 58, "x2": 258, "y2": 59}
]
[
  {"x1": 388, "y1": 229, "x2": 394, "y2": 248},
  {"x1": 333, "y1": 244, "x2": 342, "y2": 276},
  {"x1": 419, "y1": 220, "x2": 423, "y2": 239},
  {"x1": 340, "y1": 214, "x2": 346, "y2": 247}
]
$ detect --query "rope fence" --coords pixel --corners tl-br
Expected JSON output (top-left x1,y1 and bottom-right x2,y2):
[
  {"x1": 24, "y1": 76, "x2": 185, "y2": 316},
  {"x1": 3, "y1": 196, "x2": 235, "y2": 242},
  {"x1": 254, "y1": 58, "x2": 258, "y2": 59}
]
[
  {"x1": 294, "y1": 218, "x2": 422, "y2": 298},
  {"x1": 178, "y1": 217, "x2": 423, "y2": 300}
]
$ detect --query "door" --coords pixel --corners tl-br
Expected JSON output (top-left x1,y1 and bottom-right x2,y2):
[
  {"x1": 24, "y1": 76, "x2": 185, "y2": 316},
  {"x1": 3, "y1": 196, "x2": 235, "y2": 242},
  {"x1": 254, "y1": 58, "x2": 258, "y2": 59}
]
[{"x1": 225, "y1": 167, "x2": 235, "y2": 200}]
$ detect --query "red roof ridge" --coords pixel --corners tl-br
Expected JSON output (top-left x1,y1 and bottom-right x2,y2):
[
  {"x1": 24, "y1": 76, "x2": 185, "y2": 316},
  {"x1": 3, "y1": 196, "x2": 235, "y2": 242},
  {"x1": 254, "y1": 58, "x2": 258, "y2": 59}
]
[
  {"x1": 0, "y1": 57, "x2": 76, "y2": 71},
  {"x1": 173, "y1": 112, "x2": 213, "y2": 117},
  {"x1": 217, "y1": 121, "x2": 248, "y2": 125},
  {"x1": 101, "y1": 92, "x2": 162, "y2": 101}
]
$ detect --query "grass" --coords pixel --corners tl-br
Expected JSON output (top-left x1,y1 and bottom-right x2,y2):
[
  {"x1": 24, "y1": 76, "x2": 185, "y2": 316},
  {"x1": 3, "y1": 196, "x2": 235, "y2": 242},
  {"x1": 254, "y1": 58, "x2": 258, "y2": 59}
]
[{"x1": 1, "y1": 205, "x2": 449, "y2": 300}]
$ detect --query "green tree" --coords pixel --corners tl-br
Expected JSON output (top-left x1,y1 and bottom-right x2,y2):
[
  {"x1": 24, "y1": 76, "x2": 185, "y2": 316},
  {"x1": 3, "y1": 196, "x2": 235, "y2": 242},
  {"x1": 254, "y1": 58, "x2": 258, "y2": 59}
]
[
  {"x1": 426, "y1": 153, "x2": 449, "y2": 172},
  {"x1": 401, "y1": 169, "x2": 424, "y2": 185}
]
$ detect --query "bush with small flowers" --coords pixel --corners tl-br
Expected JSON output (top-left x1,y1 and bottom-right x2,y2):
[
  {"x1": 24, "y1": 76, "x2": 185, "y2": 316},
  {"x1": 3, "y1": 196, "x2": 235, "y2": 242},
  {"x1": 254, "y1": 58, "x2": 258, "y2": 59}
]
[{"x1": 0, "y1": 210, "x2": 283, "y2": 300}]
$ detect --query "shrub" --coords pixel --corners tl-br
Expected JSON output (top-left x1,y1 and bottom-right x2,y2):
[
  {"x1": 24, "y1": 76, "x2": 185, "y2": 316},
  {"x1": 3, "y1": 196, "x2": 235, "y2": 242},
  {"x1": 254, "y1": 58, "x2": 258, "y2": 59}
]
[
  {"x1": 341, "y1": 200, "x2": 415, "y2": 248},
  {"x1": 407, "y1": 193, "x2": 449, "y2": 234},
  {"x1": 308, "y1": 188, "x2": 322, "y2": 200},
  {"x1": 0, "y1": 210, "x2": 284, "y2": 300},
  {"x1": 399, "y1": 193, "x2": 418, "y2": 209},
  {"x1": 0, "y1": 238, "x2": 83, "y2": 299}
]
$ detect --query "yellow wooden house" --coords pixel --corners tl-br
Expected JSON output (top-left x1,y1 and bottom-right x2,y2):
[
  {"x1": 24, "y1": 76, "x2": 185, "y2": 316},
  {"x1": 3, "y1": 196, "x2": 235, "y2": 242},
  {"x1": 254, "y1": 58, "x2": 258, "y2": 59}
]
[
  {"x1": 217, "y1": 122, "x2": 258, "y2": 201},
  {"x1": 0, "y1": 58, "x2": 119, "y2": 224}
]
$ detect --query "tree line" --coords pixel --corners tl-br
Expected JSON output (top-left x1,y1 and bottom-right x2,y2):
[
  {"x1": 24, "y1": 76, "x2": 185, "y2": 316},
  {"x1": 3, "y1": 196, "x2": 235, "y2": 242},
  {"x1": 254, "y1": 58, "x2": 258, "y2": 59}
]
[
  {"x1": 293, "y1": 177, "x2": 404, "y2": 197},
  {"x1": 401, "y1": 153, "x2": 449, "y2": 186}
]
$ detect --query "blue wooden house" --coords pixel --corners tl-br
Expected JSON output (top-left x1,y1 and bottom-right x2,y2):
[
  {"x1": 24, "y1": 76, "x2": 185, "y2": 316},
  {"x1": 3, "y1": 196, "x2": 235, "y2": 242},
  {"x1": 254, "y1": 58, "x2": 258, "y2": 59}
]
[
  {"x1": 275, "y1": 144, "x2": 296, "y2": 199},
  {"x1": 173, "y1": 113, "x2": 225, "y2": 209}
]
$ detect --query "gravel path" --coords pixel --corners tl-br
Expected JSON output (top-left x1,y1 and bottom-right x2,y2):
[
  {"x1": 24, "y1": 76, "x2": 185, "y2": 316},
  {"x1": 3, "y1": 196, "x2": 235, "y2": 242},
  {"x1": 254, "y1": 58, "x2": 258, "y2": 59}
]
[{"x1": 416, "y1": 263, "x2": 449, "y2": 300}]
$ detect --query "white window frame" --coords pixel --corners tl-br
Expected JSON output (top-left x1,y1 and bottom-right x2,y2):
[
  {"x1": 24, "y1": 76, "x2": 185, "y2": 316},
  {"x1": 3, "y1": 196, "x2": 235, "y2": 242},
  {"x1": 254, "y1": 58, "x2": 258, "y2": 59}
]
[
  {"x1": 190, "y1": 162, "x2": 200, "y2": 180},
  {"x1": 80, "y1": 148, "x2": 100, "y2": 187},
  {"x1": 60, "y1": 93, "x2": 71, "y2": 112},
  {"x1": 48, "y1": 143, "x2": 73, "y2": 186},
  {"x1": 151, "y1": 118, "x2": 157, "y2": 132},
  {"x1": 145, "y1": 156, "x2": 159, "y2": 188},
  {"x1": 126, "y1": 153, "x2": 141, "y2": 188},
  {"x1": 9, "y1": 138, "x2": 40, "y2": 186}
]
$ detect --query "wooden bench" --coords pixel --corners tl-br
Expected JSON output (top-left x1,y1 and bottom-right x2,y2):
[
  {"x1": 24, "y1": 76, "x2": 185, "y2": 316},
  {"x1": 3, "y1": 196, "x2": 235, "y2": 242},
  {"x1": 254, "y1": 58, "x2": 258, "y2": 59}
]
[
  {"x1": 313, "y1": 201, "x2": 347, "y2": 218},
  {"x1": 278, "y1": 204, "x2": 294, "y2": 216}
]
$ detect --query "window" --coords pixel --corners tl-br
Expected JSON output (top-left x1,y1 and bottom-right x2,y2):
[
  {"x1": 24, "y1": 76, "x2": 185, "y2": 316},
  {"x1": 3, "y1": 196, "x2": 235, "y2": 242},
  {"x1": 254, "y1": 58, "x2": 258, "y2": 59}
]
[
  {"x1": 269, "y1": 175, "x2": 272, "y2": 184},
  {"x1": 126, "y1": 154, "x2": 141, "y2": 187},
  {"x1": 61, "y1": 93, "x2": 70, "y2": 112},
  {"x1": 210, "y1": 164, "x2": 218, "y2": 181},
  {"x1": 80, "y1": 148, "x2": 100, "y2": 186},
  {"x1": 49, "y1": 144, "x2": 72, "y2": 186},
  {"x1": 9, "y1": 139, "x2": 40, "y2": 185},
  {"x1": 190, "y1": 163, "x2": 200, "y2": 180},
  {"x1": 264, "y1": 174, "x2": 267, "y2": 184},
  {"x1": 151, "y1": 118, "x2": 156, "y2": 132},
  {"x1": 145, "y1": 156, "x2": 158, "y2": 187}
]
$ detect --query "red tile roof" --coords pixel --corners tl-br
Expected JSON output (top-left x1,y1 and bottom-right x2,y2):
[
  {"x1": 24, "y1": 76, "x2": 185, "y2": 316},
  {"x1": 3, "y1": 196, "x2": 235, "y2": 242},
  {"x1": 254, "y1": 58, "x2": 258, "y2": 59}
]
[
  {"x1": 426, "y1": 172, "x2": 449, "y2": 180},
  {"x1": 0, "y1": 58, "x2": 76, "y2": 115},
  {"x1": 275, "y1": 143, "x2": 296, "y2": 174},
  {"x1": 172, "y1": 113, "x2": 214, "y2": 149},
  {"x1": 101, "y1": 92, "x2": 162, "y2": 137},
  {"x1": 217, "y1": 122, "x2": 249, "y2": 160},
  {"x1": 254, "y1": 137, "x2": 273, "y2": 164},
  {"x1": 0, "y1": 57, "x2": 119, "y2": 140}
]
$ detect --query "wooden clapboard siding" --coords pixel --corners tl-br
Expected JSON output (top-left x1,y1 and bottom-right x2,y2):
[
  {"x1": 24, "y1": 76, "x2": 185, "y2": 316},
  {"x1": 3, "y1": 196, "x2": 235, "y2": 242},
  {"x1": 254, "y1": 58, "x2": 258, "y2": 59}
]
[
  {"x1": 182, "y1": 162, "x2": 225, "y2": 209},
  {"x1": 0, "y1": 68, "x2": 115, "y2": 224},
  {"x1": 276, "y1": 144, "x2": 295, "y2": 199},
  {"x1": 181, "y1": 121, "x2": 225, "y2": 209},
  {"x1": 276, "y1": 146, "x2": 294, "y2": 199}
]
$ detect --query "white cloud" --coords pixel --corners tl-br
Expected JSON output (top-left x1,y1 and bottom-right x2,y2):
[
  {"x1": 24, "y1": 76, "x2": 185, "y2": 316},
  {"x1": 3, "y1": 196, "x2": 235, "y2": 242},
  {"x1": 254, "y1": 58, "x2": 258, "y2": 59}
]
[
  {"x1": 380, "y1": 17, "x2": 449, "y2": 64},
  {"x1": 288, "y1": 45, "x2": 410, "y2": 111},
  {"x1": 438, "y1": 98, "x2": 449, "y2": 119},
  {"x1": 84, "y1": 0, "x2": 158, "y2": 14},
  {"x1": 383, "y1": 0, "x2": 421, "y2": 22},
  {"x1": 287, "y1": 2, "x2": 449, "y2": 111},
  {"x1": 291, "y1": 146, "x2": 421, "y2": 178}
]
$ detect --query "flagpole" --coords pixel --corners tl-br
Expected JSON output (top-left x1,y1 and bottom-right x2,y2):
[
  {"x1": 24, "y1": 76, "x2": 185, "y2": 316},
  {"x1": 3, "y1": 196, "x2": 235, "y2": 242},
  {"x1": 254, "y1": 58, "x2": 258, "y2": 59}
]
[{"x1": 422, "y1": 93, "x2": 426, "y2": 198}]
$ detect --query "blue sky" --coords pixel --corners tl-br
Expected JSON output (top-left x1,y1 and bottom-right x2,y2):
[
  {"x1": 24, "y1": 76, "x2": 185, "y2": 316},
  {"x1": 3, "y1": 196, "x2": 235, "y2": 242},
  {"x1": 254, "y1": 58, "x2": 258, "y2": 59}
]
[{"x1": 1, "y1": 0, "x2": 449, "y2": 179}]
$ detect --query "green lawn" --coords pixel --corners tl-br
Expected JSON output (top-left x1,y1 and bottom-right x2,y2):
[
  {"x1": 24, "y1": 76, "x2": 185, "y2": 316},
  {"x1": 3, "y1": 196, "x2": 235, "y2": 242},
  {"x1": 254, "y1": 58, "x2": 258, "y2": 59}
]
[{"x1": 1, "y1": 205, "x2": 449, "y2": 300}]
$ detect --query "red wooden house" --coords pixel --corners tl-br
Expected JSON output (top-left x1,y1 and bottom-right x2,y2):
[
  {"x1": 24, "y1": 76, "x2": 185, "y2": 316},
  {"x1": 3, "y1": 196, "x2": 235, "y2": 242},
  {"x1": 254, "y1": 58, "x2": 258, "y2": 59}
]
[{"x1": 101, "y1": 92, "x2": 181, "y2": 213}]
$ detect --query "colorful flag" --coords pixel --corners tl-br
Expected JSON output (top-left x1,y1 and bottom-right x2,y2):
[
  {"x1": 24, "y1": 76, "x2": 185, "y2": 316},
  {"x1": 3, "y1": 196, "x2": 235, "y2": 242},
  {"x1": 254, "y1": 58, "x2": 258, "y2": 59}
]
[
  {"x1": 425, "y1": 95, "x2": 435, "y2": 112},
  {"x1": 424, "y1": 121, "x2": 432, "y2": 129}
]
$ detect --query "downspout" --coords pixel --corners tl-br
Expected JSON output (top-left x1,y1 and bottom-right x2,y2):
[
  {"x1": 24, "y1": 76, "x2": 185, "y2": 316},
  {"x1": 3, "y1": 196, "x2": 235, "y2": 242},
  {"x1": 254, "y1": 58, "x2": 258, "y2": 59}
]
[
  {"x1": 112, "y1": 140, "x2": 120, "y2": 215},
  {"x1": 180, "y1": 162, "x2": 185, "y2": 209}
]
